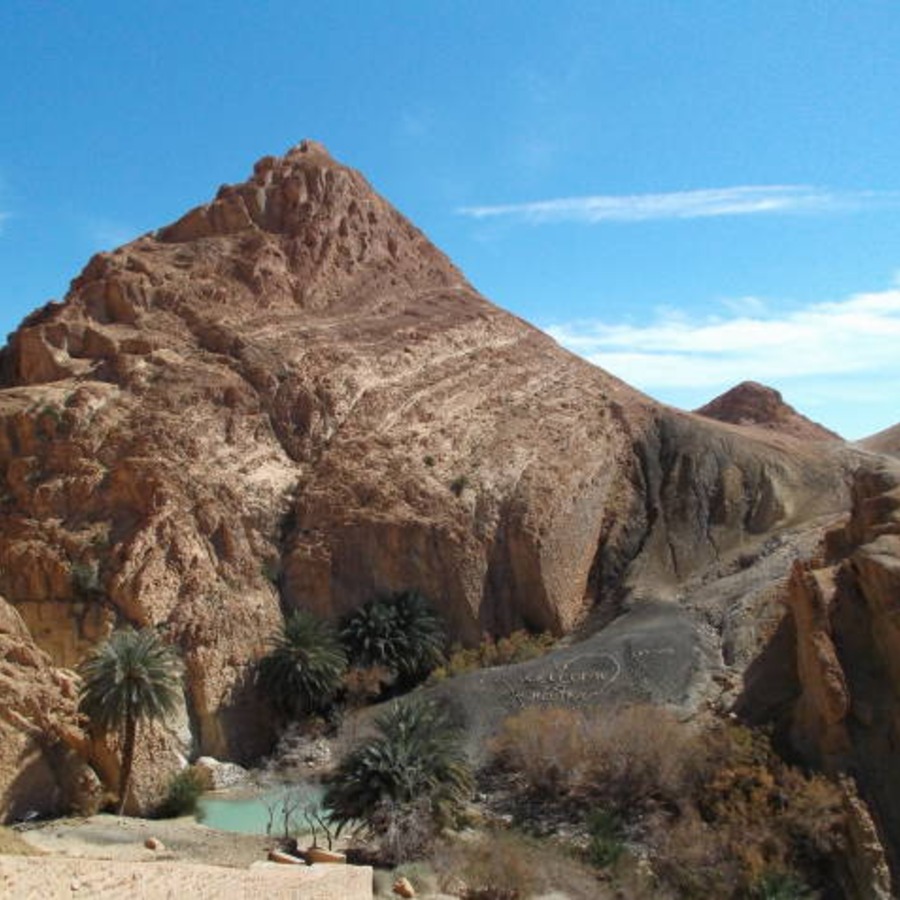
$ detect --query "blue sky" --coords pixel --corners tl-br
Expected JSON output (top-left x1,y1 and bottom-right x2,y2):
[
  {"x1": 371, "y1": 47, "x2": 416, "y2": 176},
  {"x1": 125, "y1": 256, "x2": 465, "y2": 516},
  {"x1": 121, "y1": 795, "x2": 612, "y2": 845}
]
[{"x1": 2, "y1": 2, "x2": 899, "y2": 439}]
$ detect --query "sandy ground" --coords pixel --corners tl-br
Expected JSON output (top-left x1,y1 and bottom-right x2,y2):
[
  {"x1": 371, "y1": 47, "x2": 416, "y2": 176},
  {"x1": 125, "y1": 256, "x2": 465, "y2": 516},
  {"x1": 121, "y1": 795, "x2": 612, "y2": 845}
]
[
  {"x1": 2, "y1": 816, "x2": 373, "y2": 899},
  {"x1": 16, "y1": 814, "x2": 273, "y2": 868}
]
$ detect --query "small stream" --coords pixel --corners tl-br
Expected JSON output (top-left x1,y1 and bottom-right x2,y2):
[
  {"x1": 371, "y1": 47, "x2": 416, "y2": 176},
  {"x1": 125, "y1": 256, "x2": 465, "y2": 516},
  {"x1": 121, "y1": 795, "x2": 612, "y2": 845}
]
[{"x1": 195, "y1": 783, "x2": 325, "y2": 835}]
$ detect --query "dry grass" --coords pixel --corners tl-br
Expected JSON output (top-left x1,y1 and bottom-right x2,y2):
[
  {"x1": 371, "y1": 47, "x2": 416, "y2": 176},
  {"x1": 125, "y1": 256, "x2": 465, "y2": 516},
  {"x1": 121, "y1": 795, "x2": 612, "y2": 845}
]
[{"x1": 431, "y1": 829, "x2": 611, "y2": 900}]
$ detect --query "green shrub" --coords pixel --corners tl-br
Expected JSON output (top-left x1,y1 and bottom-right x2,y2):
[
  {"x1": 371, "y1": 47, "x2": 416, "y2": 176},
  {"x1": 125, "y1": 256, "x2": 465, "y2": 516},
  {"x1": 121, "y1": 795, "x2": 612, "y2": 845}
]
[
  {"x1": 586, "y1": 809, "x2": 625, "y2": 868},
  {"x1": 751, "y1": 871, "x2": 815, "y2": 900},
  {"x1": 157, "y1": 768, "x2": 205, "y2": 818},
  {"x1": 449, "y1": 475, "x2": 469, "y2": 496}
]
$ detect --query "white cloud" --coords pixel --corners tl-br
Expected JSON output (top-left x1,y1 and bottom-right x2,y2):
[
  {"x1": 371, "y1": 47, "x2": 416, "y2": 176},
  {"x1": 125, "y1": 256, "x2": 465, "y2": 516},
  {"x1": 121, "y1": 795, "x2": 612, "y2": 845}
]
[
  {"x1": 458, "y1": 185, "x2": 899, "y2": 224},
  {"x1": 546, "y1": 283, "x2": 900, "y2": 391}
]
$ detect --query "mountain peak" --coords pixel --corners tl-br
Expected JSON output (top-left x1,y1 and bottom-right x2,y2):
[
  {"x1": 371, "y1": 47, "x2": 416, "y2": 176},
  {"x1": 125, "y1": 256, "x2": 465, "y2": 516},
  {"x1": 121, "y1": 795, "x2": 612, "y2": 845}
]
[{"x1": 694, "y1": 381, "x2": 842, "y2": 442}]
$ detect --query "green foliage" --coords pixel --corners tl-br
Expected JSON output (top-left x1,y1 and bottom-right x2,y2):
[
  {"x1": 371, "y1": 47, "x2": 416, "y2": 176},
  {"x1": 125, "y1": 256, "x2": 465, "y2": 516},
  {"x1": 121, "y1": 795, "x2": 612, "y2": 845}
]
[
  {"x1": 585, "y1": 809, "x2": 625, "y2": 868},
  {"x1": 341, "y1": 598, "x2": 405, "y2": 670},
  {"x1": 258, "y1": 611, "x2": 347, "y2": 719},
  {"x1": 78, "y1": 627, "x2": 183, "y2": 736},
  {"x1": 71, "y1": 560, "x2": 101, "y2": 595},
  {"x1": 751, "y1": 870, "x2": 815, "y2": 899},
  {"x1": 323, "y1": 698, "x2": 473, "y2": 844},
  {"x1": 449, "y1": 474, "x2": 469, "y2": 496},
  {"x1": 157, "y1": 768, "x2": 205, "y2": 818},
  {"x1": 78, "y1": 627, "x2": 183, "y2": 813},
  {"x1": 341, "y1": 591, "x2": 446, "y2": 688},
  {"x1": 260, "y1": 559, "x2": 281, "y2": 585}
]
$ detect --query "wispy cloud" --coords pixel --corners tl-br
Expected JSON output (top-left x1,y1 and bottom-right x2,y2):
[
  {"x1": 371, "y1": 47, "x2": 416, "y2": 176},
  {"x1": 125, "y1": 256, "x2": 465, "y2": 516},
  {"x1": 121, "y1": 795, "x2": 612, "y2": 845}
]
[
  {"x1": 84, "y1": 217, "x2": 139, "y2": 250},
  {"x1": 546, "y1": 281, "x2": 900, "y2": 391},
  {"x1": 459, "y1": 185, "x2": 899, "y2": 224},
  {"x1": 0, "y1": 211, "x2": 8, "y2": 235}
]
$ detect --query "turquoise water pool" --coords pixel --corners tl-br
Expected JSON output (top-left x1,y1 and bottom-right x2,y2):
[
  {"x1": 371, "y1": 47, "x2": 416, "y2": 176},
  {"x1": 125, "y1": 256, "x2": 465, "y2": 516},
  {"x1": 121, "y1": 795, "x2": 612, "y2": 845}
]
[{"x1": 196, "y1": 784, "x2": 324, "y2": 835}]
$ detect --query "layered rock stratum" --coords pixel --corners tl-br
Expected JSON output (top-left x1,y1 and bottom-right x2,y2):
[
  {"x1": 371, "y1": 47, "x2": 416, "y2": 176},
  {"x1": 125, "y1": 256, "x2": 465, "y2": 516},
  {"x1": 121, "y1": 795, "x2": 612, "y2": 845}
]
[{"x1": 0, "y1": 141, "x2": 896, "y2": 886}]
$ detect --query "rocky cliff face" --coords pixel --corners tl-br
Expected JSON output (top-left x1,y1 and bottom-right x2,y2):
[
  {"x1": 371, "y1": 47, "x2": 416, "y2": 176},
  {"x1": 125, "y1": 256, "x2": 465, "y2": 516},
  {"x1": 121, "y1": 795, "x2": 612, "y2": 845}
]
[
  {"x1": 0, "y1": 141, "x2": 856, "y2": 816},
  {"x1": 784, "y1": 460, "x2": 900, "y2": 879}
]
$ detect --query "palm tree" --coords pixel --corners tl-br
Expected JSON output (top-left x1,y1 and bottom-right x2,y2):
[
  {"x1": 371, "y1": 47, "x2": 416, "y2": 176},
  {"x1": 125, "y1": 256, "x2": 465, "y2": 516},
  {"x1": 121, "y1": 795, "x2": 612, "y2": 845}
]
[
  {"x1": 391, "y1": 590, "x2": 446, "y2": 686},
  {"x1": 340, "y1": 591, "x2": 446, "y2": 690},
  {"x1": 257, "y1": 610, "x2": 347, "y2": 719},
  {"x1": 323, "y1": 698, "x2": 473, "y2": 837},
  {"x1": 78, "y1": 627, "x2": 183, "y2": 815}
]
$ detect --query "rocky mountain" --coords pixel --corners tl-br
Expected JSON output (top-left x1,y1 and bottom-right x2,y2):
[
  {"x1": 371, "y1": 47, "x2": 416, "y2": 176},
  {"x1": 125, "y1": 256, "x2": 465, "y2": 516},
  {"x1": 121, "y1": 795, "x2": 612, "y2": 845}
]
[
  {"x1": 0, "y1": 141, "x2": 894, "y2": 883},
  {"x1": 695, "y1": 380, "x2": 842, "y2": 442}
]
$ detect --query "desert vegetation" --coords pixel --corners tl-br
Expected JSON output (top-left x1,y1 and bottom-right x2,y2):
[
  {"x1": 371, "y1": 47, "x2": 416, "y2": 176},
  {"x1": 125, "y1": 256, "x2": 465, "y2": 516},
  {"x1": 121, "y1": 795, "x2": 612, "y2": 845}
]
[
  {"x1": 427, "y1": 629, "x2": 556, "y2": 682},
  {"x1": 483, "y1": 704, "x2": 849, "y2": 898}
]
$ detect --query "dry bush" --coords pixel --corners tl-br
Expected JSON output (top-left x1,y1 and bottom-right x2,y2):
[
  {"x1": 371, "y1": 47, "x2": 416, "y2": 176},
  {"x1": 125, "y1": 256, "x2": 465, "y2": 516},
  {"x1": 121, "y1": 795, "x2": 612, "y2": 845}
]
[
  {"x1": 491, "y1": 704, "x2": 691, "y2": 810},
  {"x1": 430, "y1": 631, "x2": 556, "y2": 682},
  {"x1": 341, "y1": 664, "x2": 392, "y2": 707},
  {"x1": 652, "y1": 722, "x2": 844, "y2": 896},
  {"x1": 490, "y1": 707, "x2": 591, "y2": 795},
  {"x1": 370, "y1": 797, "x2": 438, "y2": 865},
  {"x1": 489, "y1": 706, "x2": 846, "y2": 897},
  {"x1": 431, "y1": 829, "x2": 610, "y2": 900},
  {"x1": 580, "y1": 705, "x2": 692, "y2": 813}
]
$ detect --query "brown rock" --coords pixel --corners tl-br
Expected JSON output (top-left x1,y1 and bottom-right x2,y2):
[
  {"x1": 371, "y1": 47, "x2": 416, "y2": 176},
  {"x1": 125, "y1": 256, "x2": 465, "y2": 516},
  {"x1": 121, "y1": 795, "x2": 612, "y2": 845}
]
[
  {"x1": 144, "y1": 836, "x2": 164, "y2": 851},
  {"x1": 393, "y1": 875, "x2": 415, "y2": 897},
  {"x1": 742, "y1": 458, "x2": 900, "y2": 886}
]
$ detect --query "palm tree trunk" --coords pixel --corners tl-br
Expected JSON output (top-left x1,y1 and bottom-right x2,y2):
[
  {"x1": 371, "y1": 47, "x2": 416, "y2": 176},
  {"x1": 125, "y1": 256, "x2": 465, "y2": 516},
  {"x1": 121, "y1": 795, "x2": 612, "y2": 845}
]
[{"x1": 117, "y1": 711, "x2": 137, "y2": 816}]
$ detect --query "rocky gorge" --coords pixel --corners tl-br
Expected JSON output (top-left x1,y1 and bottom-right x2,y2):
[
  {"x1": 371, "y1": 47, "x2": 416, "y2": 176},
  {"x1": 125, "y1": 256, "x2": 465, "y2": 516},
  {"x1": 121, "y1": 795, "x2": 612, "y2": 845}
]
[{"x1": 0, "y1": 140, "x2": 897, "y2": 892}]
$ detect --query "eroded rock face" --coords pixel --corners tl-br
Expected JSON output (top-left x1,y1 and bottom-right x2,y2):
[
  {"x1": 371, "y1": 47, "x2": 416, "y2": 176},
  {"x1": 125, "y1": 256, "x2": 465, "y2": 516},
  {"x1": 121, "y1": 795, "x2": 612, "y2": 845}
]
[
  {"x1": 0, "y1": 595, "x2": 99, "y2": 819},
  {"x1": 743, "y1": 458, "x2": 900, "y2": 884},
  {"x1": 0, "y1": 141, "x2": 856, "y2": 815}
]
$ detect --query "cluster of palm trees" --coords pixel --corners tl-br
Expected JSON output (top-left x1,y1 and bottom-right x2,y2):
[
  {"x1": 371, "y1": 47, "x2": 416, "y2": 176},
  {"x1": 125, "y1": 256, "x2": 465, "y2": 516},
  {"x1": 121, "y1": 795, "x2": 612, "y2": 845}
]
[
  {"x1": 76, "y1": 589, "x2": 464, "y2": 829},
  {"x1": 257, "y1": 589, "x2": 447, "y2": 717}
]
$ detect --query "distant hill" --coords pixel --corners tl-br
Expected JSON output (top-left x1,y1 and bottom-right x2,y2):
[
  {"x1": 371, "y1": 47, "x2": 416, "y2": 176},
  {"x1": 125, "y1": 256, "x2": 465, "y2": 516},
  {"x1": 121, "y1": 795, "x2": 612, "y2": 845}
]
[
  {"x1": 859, "y1": 421, "x2": 900, "y2": 457},
  {"x1": 694, "y1": 380, "x2": 842, "y2": 442}
]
